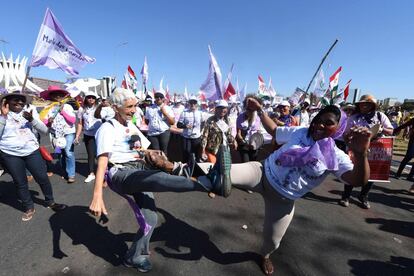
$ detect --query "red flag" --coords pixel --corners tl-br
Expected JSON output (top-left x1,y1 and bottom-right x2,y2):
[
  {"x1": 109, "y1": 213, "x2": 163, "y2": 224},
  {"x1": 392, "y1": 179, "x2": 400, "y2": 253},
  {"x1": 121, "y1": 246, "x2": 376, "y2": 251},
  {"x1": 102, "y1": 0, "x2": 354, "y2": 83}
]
[
  {"x1": 198, "y1": 91, "x2": 206, "y2": 102},
  {"x1": 258, "y1": 75, "x2": 265, "y2": 83},
  {"x1": 343, "y1": 79, "x2": 352, "y2": 101},
  {"x1": 258, "y1": 75, "x2": 267, "y2": 95},
  {"x1": 127, "y1": 65, "x2": 137, "y2": 80},
  {"x1": 121, "y1": 79, "x2": 127, "y2": 89},
  {"x1": 223, "y1": 81, "x2": 236, "y2": 100},
  {"x1": 165, "y1": 85, "x2": 171, "y2": 103}
]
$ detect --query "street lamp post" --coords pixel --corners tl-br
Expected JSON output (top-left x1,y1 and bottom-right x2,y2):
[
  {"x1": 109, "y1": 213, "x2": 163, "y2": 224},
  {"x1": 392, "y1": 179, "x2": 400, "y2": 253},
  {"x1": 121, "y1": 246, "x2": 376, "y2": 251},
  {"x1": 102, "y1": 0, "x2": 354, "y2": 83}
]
[{"x1": 113, "y1": 41, "x2": 128, "y2": 86}]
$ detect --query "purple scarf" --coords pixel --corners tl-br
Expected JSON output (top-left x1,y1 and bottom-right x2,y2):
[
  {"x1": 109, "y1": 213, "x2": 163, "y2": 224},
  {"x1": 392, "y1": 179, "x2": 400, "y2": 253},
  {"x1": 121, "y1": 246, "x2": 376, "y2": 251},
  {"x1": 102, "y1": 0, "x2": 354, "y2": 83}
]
[{"x1": 277, "y1": 111, "x2": 347, "y2": 170}]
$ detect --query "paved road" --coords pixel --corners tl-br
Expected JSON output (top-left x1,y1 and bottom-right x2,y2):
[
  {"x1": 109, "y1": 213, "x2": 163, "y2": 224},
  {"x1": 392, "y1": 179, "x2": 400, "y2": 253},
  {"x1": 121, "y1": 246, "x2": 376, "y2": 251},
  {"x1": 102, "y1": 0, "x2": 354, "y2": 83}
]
[{"x1": 0, "y1": 144, "x2": 413, "y2": 276}]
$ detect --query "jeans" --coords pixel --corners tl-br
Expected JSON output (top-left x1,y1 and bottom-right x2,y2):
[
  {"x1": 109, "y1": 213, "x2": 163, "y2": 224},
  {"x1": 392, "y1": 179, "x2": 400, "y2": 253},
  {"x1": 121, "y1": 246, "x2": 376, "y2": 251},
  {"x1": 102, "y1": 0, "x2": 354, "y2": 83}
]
[
  {"x1": 110, "y1": 167, "x2": 206, "y2": 262},
  {"x1": 0, "y1": 149, "x2": 54, "y2": 211},
  {"x1": 60, "y1": 133, "x2": 76, "y2": 178},
  {"x1": 396, "y1": 137, "x2": 414, "y2": 178},
  {"x1": 182, "y1": 137, "x2": 201, "y2": 162},
  {"x1": 124, "y1": 192, "x2": 158, "y2": 263},
  {"x1": 238, "y1": 146, "x2": 259, "y2": 162},
  {"x1": 83, "y1": 134, "x2": 96, "y2": 175},
  {"x1": 148, "y1": 130, "x2": 170, "y2": 155}
]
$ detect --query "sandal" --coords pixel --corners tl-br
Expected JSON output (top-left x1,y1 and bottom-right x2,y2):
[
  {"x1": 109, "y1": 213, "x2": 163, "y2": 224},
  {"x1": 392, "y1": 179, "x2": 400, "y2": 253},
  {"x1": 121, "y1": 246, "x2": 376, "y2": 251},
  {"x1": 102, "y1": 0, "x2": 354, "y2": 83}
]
[
  {"x1": 262, "y1": 257, "x2": 274, "y2": 275},
  {"x1": 22, "y1": 208, "x2": 35, "y2": 221}
]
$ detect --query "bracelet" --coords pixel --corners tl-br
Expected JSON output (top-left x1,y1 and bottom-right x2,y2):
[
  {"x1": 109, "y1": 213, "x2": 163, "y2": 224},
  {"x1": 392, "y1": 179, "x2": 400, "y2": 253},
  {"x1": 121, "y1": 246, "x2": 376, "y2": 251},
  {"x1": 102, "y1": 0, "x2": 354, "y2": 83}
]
[{"x1": 257, "y1": 108, "x2": 265, "y2": 117}]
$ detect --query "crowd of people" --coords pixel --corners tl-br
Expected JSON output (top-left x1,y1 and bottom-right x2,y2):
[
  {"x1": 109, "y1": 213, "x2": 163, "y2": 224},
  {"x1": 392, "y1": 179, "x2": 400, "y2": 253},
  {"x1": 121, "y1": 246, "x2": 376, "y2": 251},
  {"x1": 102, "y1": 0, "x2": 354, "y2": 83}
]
[{"x1": 0, "y1": 85, "x2": 413, "y2": 275}]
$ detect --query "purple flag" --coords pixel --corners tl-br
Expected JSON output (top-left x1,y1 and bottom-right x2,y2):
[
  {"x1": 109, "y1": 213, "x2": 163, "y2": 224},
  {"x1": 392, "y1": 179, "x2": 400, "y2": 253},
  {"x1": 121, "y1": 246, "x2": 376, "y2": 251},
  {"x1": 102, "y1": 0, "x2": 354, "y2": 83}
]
[
  {"x1": 30, "y1": 8, "x2": 95, "y2": 75},
  {"x1": 200, "y1": 45, "x2": 222, "y2": 101}
]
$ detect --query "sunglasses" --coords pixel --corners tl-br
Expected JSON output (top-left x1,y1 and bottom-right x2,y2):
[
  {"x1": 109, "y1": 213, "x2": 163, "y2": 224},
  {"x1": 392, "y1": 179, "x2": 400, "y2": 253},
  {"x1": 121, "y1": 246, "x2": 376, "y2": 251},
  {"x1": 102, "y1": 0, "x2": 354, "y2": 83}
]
[{"x1": 154, "y1": 95, "x2": 164, "y2": 99}]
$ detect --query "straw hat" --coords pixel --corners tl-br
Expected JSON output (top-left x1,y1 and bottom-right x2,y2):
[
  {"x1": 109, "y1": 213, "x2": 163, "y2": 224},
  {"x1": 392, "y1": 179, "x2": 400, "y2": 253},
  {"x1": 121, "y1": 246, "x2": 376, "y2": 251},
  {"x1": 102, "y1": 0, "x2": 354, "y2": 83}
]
[{"x1": 355, "y1": 94, "x2": 377, "y2": 106}]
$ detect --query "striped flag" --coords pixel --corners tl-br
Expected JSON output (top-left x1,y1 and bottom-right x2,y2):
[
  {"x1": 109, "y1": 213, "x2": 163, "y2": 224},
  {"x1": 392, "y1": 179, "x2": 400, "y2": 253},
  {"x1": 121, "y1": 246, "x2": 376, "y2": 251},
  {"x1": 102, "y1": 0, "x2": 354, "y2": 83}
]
[
  {"x1": 328, "y1": 66, "x2": 342, "y2": 98},
  {"x1": 223, "y1": 81, "x2": 236, "y2": 100},
  {"x1": 222, "y1": 63, "x2": 234, "y2": 97},
  {"x1": 125, "y1": 66, "x2": 138, "y2": 93},
  {"x1": 258, "y1": 75, "x2": 267, "y2": 95}
]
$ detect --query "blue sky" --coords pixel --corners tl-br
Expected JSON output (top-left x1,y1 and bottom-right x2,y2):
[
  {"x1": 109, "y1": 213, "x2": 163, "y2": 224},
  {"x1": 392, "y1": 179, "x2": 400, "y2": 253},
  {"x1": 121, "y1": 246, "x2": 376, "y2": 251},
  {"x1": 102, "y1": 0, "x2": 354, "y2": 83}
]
[{"x1": 0, "y1": 0, "x2": 413, "y2": 101}]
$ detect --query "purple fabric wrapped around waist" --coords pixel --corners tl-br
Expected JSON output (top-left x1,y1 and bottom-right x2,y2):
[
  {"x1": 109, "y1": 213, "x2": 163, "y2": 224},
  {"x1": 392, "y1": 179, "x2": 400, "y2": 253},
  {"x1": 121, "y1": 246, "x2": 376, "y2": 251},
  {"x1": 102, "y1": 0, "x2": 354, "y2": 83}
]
[{"x1": 105, "y1": 171, "x2": 152, "y2": 236}]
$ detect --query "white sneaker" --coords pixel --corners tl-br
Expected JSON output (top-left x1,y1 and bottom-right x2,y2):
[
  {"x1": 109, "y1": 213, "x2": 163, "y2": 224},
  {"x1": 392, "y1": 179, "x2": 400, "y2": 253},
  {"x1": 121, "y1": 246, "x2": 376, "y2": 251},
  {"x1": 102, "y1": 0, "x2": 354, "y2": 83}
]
[{"x1": 84, "y1": 174, "x2": 95, "y2": 183}]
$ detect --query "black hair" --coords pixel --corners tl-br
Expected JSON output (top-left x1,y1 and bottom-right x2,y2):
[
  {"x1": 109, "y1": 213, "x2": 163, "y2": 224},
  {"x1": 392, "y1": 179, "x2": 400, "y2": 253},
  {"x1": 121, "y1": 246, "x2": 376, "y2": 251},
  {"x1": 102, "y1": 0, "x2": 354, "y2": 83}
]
[
  {"x1": 308, "y1": 105, "x2": 341, "y2": 136},
  {"x1": 243, "y1": 94, "x2": 263, "y2": 108}
]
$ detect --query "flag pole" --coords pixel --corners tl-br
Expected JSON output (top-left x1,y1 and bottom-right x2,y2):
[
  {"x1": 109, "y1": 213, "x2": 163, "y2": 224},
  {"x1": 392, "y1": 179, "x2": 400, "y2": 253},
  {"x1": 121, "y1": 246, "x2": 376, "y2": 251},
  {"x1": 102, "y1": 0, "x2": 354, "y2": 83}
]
[
  {"x1": 305, "y1": 39, "x2": 339, "y2": 96},
  {"x1": 20, "y1": 66, "x2": 32, "y2": 93}
]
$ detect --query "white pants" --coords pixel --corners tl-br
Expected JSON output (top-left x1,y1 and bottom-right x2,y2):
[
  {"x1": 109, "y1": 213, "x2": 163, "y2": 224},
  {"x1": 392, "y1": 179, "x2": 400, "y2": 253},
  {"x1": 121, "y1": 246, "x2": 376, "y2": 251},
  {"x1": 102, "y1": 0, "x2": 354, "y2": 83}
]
[{"x1": 230, "y1": 162, "x2": 295, "y2": 257}]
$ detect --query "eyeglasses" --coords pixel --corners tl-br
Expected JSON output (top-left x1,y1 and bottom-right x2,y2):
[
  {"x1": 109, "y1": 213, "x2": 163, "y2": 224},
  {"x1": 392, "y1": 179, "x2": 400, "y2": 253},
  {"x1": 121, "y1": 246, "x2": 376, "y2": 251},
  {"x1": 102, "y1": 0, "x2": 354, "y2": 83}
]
[{"x1": 154, "y1": 95, "x2": 164, "y2": 99}]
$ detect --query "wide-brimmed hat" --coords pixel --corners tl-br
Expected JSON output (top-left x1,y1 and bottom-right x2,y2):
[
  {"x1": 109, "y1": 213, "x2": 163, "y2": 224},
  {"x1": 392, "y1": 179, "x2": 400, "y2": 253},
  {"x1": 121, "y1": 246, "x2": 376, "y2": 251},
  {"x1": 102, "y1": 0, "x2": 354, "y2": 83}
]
[
  {"x1": 355, "y1": 94, "x2": 377, "y2": 106},
  {"x1": 0, "y1": 91, "x2": 31, "y2": 104},
  {"x1": 215, "y1": 99, "x2": 229, "y2": 108},
  {"x1": 40, "y1": 85, "x2": 69, "y2": 100}
]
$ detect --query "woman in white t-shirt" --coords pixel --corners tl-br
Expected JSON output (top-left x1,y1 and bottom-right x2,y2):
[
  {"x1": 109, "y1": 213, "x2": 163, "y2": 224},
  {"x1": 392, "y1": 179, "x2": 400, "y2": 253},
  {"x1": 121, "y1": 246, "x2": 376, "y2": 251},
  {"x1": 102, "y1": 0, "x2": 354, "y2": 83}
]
[
  {"x1": 0, "y1": 92, "x2": 66, "y2": 221},
  {"x1": 229, "y1": 99, "x2": 371, "y2": 275},
  {"x1": 144, "y1": 91, "x2": 175, "y2": 154},
  {"x1": 75, "y1": 91, "x2": 102, "y2": 183}
]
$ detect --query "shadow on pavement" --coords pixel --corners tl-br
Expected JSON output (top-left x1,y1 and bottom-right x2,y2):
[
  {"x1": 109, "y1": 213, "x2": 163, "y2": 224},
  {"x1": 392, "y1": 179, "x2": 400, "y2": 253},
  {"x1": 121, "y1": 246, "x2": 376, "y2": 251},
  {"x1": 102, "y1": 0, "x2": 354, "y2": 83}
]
[
  {"x1": 0, "y1": 180, "x2": 48, "y2": 212},
  {"x1": 365, "y1": 218, "x2": 414, "y2": 239},
  {"x1": 49, "y1": 205, "x2": 134, "y2": 265},
  {"x1": 302, "y1": 191, "x2": 340, "y2": 205},
  {"x1": 348, "y1": 255, "x2": 414, "y2": 276},
  {"x1": 152, "y1": 208, "x2": 261, "y2": 266}
]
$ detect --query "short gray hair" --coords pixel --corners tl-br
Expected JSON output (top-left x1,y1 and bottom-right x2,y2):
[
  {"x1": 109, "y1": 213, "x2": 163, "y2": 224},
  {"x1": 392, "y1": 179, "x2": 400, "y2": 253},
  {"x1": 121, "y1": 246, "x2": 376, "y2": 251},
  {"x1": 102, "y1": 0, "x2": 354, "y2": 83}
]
[{"x1": 110, "y1": 87, "x2": 136, "y2": 107}]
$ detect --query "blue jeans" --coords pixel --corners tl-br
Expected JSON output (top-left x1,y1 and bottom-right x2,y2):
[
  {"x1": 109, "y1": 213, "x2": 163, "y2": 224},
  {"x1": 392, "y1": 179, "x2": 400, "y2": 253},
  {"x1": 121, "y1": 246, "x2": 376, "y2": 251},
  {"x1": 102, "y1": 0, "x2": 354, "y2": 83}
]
[
  {"x1": 60, "y1": 133, "x2": 76, "y2": 178},
  {"x1": 0, "y1": 149, "x2": 54, "y2": 211},
  {"x1": 111, "y1": 167, "x2": 207, "y2": 264}
]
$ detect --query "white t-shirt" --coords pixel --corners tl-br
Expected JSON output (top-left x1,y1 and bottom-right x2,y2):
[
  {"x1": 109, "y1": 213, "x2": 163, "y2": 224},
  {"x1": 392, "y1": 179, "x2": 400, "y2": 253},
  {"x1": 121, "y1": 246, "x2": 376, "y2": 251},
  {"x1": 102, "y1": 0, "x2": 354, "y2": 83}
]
[
  {"x1": 96, "y1": 119, "x2": 149, "y2": 164},
  {"x1": 299, "y1": 110, "x2": 310, "y2": 127},
  {"x1": 346, "y1": 112, "x2": 393, "y2": 133},
  {"x1": 77, "y1": 106, "x2": 102, "y2": 136},
  {"x1": 0, "y1": 112, "x2": 40, "y2": 156},
  {"x1": 145, "y1": 104, "x2": 174, "y2": 136},
  {"x1": 178, "y1": 109, "x2": 204, "y2": 139},
  {"x1": 172, "y1": 105, "x2": 185, "y2": 122},
  {"x1": 264, "y1": 127, "x2": 354, "y2": 200}
]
